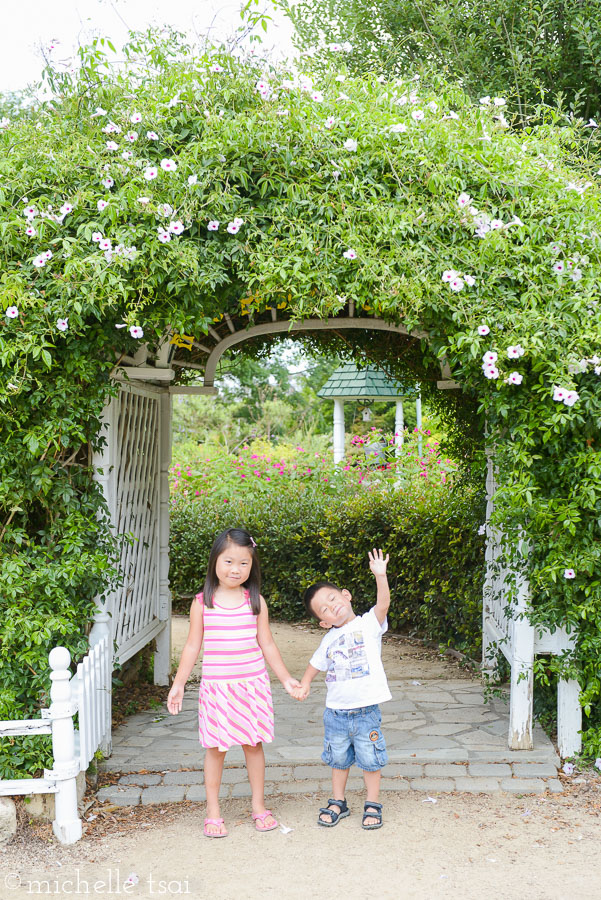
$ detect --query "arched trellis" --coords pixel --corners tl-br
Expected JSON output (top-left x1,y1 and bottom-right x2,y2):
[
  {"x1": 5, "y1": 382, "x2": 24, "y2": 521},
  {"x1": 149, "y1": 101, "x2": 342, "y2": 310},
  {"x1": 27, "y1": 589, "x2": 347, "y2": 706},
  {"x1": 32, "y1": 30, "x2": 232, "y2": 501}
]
[{"x1": 94, "y1": 302, "x2": 581, "y2": 757}]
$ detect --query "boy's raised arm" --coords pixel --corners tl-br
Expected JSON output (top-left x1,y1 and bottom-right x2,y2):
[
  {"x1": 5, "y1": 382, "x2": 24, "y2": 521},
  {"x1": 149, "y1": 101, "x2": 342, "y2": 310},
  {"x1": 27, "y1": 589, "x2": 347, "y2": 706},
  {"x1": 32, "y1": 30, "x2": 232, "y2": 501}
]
[{"x1": 369, "y1": 548, "x2": 390, "y2": 625}]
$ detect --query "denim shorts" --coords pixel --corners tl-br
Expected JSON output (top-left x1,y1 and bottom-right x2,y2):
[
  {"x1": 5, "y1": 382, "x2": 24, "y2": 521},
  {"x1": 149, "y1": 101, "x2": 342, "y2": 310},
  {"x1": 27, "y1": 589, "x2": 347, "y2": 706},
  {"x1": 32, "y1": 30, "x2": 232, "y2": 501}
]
[{"x1": 322, "y1": 704, "x2": 388, "y2": 772}]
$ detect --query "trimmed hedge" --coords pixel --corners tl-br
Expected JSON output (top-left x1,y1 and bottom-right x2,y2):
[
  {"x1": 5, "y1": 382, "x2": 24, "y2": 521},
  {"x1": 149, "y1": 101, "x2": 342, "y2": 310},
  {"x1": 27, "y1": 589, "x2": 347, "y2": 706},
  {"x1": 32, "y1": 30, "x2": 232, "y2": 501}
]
[{"x1": 169, "y1": 481, "x2": 486, "y2": 656}]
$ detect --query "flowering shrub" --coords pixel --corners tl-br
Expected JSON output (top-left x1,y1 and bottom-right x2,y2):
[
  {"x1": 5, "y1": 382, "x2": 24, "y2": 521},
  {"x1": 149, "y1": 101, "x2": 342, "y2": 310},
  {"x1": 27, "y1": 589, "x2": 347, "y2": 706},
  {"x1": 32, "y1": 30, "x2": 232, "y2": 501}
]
[{"x1": 1, "y1": 29, "x2": 601, "y2": 772}]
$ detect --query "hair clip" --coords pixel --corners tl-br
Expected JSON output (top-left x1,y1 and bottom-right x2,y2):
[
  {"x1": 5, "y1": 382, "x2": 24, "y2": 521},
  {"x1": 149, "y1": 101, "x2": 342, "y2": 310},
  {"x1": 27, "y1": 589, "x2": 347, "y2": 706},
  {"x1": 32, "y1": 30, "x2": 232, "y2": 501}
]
[{"x1": 250, "y1": 536, "x2": 257, "y2": 548}]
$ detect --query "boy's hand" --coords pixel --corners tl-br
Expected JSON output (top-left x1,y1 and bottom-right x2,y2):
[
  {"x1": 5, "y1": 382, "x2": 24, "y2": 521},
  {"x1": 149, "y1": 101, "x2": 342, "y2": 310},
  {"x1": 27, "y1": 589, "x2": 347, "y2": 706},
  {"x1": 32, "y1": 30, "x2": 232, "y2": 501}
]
[
  {"x1": 293, "y1": 683, "x2": 310, "y2": 701},
  {"x1": 368, "y1": 548, "x2": 389, "y2": 576}
]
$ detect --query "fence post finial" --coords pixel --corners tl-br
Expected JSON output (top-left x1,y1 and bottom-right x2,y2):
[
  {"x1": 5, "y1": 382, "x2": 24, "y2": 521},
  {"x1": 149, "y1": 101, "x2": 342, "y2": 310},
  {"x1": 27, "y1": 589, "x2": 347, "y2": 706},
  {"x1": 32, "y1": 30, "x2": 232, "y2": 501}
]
[{"x1": 45, "y1": 647, "x2": 82, "y2": 844}]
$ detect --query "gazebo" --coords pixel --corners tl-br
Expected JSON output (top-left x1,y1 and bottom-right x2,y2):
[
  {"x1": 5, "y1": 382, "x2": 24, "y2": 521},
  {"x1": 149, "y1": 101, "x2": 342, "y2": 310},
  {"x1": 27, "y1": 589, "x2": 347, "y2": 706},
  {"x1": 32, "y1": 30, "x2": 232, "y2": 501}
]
[{"x1": 317, "y1": 362, "x2": 421, "y2": 463}]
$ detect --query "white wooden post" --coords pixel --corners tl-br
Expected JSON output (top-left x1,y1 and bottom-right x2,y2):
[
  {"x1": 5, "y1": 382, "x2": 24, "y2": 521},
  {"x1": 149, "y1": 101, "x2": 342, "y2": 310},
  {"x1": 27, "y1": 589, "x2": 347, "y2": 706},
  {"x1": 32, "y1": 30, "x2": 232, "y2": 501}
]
[
  {"x1": 508, "y1": 539, "x2": 534, "y2": 750},
  {"x1": 89, "y1": 608, "x2": 112, "y2": 757},
  {"x1": 415, "y1": 392, "x2": 422, "y2": 457},
  {"x1": 154, "y1": 389, "x2": 172, "y2": 686},
  {"x1": 394, "y1": 400, "x2": 404, "y2": 456},
  {"x1": 558, "y1": 677, "x2": 582, "y2": 758},
  {"x1": 45, "y1": 648, "x2": 82, "y2": 844},
  {"x1": 333, "y1": 398, "x2": 345, "y2": 464}
]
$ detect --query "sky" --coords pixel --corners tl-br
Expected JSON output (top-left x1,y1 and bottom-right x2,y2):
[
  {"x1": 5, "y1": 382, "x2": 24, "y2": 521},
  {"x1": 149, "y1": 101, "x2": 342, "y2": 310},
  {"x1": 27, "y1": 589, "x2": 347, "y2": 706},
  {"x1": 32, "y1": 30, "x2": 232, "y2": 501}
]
[{"x1": 2, "y1": 0, "x2": 296, "y2": 92}]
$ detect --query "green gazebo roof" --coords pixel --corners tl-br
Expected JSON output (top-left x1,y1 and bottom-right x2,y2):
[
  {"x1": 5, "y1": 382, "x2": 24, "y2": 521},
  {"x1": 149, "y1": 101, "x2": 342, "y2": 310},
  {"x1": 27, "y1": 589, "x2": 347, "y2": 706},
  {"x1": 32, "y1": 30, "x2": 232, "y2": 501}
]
[{"x1": 317, "y1": 363, "x2": 415, "y2": 399}]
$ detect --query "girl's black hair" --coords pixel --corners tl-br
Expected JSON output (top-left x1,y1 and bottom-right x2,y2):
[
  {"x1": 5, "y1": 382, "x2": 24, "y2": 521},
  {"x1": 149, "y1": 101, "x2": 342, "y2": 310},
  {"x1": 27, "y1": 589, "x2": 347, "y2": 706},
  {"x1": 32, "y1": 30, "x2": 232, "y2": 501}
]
[{"x1": 203, "y1": 528, "x2": 261, "y2": 614}]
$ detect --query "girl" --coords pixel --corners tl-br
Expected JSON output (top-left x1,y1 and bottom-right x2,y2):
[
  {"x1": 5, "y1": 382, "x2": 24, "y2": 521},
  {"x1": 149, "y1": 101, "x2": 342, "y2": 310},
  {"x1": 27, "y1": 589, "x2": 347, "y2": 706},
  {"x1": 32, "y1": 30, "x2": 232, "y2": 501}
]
[{"x1": 167, "y1": 527, "x2": 299, "y2": 837}]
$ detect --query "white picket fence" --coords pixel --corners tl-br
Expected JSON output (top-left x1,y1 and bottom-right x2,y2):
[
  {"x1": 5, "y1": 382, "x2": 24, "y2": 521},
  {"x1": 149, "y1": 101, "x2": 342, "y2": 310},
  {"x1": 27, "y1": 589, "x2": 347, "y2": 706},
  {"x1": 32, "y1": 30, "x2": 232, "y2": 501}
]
[{"x1": 0, "y1": 612, "x2": 112, "y2": 844}]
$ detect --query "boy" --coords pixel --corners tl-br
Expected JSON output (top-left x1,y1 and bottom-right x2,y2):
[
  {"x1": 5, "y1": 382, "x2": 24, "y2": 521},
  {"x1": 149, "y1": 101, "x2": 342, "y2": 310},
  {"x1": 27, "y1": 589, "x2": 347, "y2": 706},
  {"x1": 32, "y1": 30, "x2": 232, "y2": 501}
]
[{"x1": 294, "y1": 549, "x2": 391, "y2": 829}]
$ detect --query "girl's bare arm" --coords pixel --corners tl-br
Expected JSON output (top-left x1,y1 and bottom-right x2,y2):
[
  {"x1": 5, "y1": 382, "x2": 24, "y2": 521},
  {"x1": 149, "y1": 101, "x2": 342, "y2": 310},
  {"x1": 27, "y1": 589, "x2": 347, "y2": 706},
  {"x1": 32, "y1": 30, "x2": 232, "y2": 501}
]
[
  {"x1": 167, "y1": 599, "x2": 204, "y2": 713},
  {"x1": 257, "y1": 596, "x2": 300, "y2": 694}
]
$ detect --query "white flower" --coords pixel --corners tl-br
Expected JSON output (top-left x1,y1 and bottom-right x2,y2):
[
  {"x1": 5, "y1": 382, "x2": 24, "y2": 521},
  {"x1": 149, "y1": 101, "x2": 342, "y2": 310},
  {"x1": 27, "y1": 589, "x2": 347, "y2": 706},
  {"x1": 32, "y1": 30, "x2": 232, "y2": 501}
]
[
  {"x1": 325, "y1": 116, "x2": 336, "y2": 129},
  {"x1": 56, "y1": 317, "x2": 68, "y2": 332},
  {"x1": 490, "y1": 219, "x2": 504, "y2": 230},
  {"x1": 160, "y1": 158, "x2": 177, "y2": 172},
  {"x1": 125, "y1": 131, "x2": 138, "y2": 143},
  {"x1": 507, "y1": 372, "x2": 523, "y2": 385},
  {"x1": 508, "y1": 215, "x2": 524, "y2": 227},
  {"x1": 45, "y1": 250, "x2": 52, "y2": 260},
  {"x1": 60, "y1": 203, "x2": 73, "y2": 215},
  {"x1": 329, "y1": 42, "x2": 342, "y2": 52},
  {"x1": 335, "y1": 74, "x2": 346, "y2": 83},
  {"x1": 479, "y1": 96, "x2": 491, "y2": 106},
  {"x1": 562, "y1": 761, "x2": 575, "y2": 774},
  {"x1": 146, "y1": 131, "x2": 159, "y2": 140},
  {"x1": 102, "y1": 121, "x2": 121, "y2": 134},
  {"x1": 122, "y1": 150, "x2": 133, "y2": 160},
  {"x1": 595, "y1": 758, "x2": 601, "y2": 770},
  {"x1": 5, "y1": 306, "x2": 18, "y2": 318},
  {"x1": 478, "y1": 324, "x2": 490, "y2": 336},
  {"x1": 449, "y1": 277, "x2": 464, "y2": 292},
  {"x1": 99, "y1": 239, "x2": 112, "y2": 251},
  {"x1": 102, "y1": 176, "x2": 114, "y2": 189},
  {"x1": 169, "y1": 221, "x2": 185, "y2": 235},
  {"x1": 507, "y1": 345, "x2": 525, "y2": 359},
  {"x1": 457, "y1": 192, "x2": 472, "y2": 209},
  {"x1": 97, "y1": 199, "x2": 109, "y2": 211},
  {"x1": 91, "y1": 231, "x2": 103, "y2": 242},
  {"x1": 130, "y1": 325, "x2": 144, "y2": 339},
  {"x1": 442, "y1": 269, "x2": 460, "y2": 282},
  {"x1": 343, "y1": 138, "x2": 358, "y2": 151},
  {"x1": 493, "y1": 97, "x2": 506, "y2": 107},
  {"x1": 478, "y1": 524, "x2": 486, "y2": 536},
  {"x1": 256, "y1": 79, "x2": 269, "y2": 93},
  {"x1": 563, "y1": 390, "x2": 579, "y2": 407},
  {"x1": 227, "y1": 221, "x2": 241, "y2": 234},
  {"x1": 125, "y1": 246, "x2": 137, "y2": 260},
  {"x1": 167, "y1": 94, "x2": 180, "y2": 108},
  {"x1": 144, "y1": 166, "x2": 158, "y2": 180},
  {"x1": 483, "y1": 365, "x2": 500, "y2": 380},
  {"x1": 563, "y1": 568, "x2": 575, "y2": 579},
  {"x1": 91, "y1": 106, "x2": 106, "y2": 118},
  {"x1": 157, "y1": 228, "x2": 171, "y2": 243},
  {"x1": 464, "y1": 274, "x2": 476, "y2": 287},
  {"x1": 495, "y1": 113, "x2": 509, "y2": 128},
  {"x1": 553, "y1": 385, "x2": 567, "y2": 402},
  {"x1": 343, "y1": 248, "x2": 357, "y2": 259},
  {"x1": 482, "y1": 351, "x2": 498, "y2": 365},
  {"x1": 233, "y1": 217, "x2": 244, "y2": 227},
  {"x1": 23, "y1": 205, "x2": 36, "y2": 219},
  {"x1": 585, "y1": 119, "x2": 598, "y2": 128},
  {"x1": 207, "y1": 220, "x2": 220, "y2": 231},
  {"x1": 211, "y1": 63, "x2": 224, "y2": 73},
  {"x1": 25, "y1": 226, "x2": 36, "y2": 237},
  {"x1": 427, "y1": 100, "x2": 438, "y2": 112},
  {"x1": 137, "y1": 197, "x2": 150, "y2": 205},
  {"x1": 553, "y1": 261, "x2": 565, "y2": 274},
  {"x1": 106, "y1": 140, "x2": 119, "y2": 151},
  {"x1": 130, "y1": 112, "x2": 142, "y2": 124},
  {"x1": 311, "y1": 91, "x2": 324, "y2": 102},
  {"x1": 157, "y1": 203, "x2": 173, "y2": 217},
  {"x1": 188, "y1": 174, "x2": 198, "y2": 185},
  {"x1": 332, "y1": 170, "x2": 341, "y2": 180},
  {"x1": 342, "y1": 41, "x2": 353, "y2": 52},
  {"x1": 33, "y1": 254, "x2": 46, "y2": 268},
  {"x1": 411, "y1": 109, "x2": 425, "y2": 121},
  {"x1": 337, "y1": 92, "x2": 350, "y2": 101},
  {"x1": 443, "y1": 110, "x2": 460, "y2": 120},
  {"x1": 570, "y1": 268, "x2": 582, "y2": 282},
  {"x1": 389, "y1": 123, "x2": 407, "y2": 133}
]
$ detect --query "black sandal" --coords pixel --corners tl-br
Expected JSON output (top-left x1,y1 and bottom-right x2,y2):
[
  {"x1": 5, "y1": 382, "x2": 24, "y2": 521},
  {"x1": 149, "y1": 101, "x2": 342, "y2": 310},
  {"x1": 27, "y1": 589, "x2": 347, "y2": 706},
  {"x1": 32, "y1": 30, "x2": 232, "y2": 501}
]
[
  {"x1": 362, "y1": 801, "x2": 383, "y2": 830},
  {"x1": 317, "y1": 798, "x2": 350, "y2": 827}
]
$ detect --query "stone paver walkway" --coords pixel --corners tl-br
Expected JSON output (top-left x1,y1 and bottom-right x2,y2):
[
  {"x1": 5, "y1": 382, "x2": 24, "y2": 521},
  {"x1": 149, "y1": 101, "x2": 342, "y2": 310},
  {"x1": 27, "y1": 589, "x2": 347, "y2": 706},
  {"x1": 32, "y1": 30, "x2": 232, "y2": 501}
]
[{"x1": 98, "y1": 678, "x2": 562, "y2": 805}]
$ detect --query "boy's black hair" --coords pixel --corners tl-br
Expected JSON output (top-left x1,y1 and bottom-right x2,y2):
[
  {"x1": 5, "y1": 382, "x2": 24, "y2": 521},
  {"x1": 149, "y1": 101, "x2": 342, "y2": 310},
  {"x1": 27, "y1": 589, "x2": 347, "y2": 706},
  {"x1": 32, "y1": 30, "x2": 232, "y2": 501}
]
[
  {"x1": 203, "y1": 528, "x2": 261, "y2": 614},
  {"x1": 303, "y1": 581, "x2": 341, "y2": 620}
]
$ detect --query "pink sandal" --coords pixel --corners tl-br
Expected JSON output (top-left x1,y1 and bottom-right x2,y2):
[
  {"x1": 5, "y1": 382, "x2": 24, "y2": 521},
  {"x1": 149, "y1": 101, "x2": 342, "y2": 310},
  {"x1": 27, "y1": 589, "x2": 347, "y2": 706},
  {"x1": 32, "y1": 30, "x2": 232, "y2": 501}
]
[
  {"x1": 252, "y1": 810, "x2": 278, "y2": 832},
  {"x1": 204, "y1": 817, "x2": 228, "y2": 838}
]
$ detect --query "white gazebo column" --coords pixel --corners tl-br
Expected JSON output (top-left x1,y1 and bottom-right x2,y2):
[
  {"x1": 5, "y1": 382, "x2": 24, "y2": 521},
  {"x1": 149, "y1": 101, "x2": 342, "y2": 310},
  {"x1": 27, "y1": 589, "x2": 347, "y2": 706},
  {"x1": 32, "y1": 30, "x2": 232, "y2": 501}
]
[
  {"x1": 394, "y1": 400, "x2": 404, "y2": 457},
  {"x1": 415, "y1": 391, "x2": 423, "y2": 457},
  {"x1": 333, "y1": 398, "x2": 345, "y2": 464}
]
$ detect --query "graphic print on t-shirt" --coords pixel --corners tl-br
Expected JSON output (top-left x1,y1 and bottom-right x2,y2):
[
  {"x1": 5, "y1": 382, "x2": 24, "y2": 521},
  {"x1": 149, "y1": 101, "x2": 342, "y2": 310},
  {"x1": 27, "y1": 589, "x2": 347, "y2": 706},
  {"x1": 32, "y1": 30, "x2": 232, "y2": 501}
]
[{"x1": 325, "y1": 628, "x2": 370, "y2": 682}]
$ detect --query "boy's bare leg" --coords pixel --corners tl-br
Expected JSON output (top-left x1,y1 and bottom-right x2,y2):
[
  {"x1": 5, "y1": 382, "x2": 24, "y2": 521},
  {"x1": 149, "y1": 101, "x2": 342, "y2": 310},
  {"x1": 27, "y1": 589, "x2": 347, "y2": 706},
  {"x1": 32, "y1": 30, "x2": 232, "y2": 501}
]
[
  {"x1": 319, "y1": 767, "x2": 350, "y2": 823},
  {"x1": 204, "y1": 747, "x2": 227, "y2": 835},
  {"x1": 363, "y1": 769, "x2": 382, "y2": 826}
]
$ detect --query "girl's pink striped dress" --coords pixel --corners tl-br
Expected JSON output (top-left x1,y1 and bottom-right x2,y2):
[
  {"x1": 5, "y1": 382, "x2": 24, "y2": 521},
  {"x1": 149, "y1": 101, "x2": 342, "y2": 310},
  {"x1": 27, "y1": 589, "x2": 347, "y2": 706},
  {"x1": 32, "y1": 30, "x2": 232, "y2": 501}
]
[{"x1": 196, "y1": 591, "x2": 274, "y2": 751}]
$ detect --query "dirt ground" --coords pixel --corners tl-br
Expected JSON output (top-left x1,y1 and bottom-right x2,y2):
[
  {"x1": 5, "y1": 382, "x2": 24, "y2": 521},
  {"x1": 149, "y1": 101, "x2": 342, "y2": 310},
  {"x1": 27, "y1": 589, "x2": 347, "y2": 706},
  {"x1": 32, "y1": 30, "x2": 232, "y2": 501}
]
[{"x1": 2, "y1": 623, "x2": 600, "y2": 900}]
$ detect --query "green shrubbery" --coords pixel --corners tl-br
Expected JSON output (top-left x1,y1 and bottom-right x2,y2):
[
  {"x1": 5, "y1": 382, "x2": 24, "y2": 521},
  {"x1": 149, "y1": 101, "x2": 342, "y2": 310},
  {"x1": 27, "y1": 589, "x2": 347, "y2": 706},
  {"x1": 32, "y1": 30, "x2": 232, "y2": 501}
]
[{"x1": 169, "y1": 478, "x2": 486, "y2": 656}]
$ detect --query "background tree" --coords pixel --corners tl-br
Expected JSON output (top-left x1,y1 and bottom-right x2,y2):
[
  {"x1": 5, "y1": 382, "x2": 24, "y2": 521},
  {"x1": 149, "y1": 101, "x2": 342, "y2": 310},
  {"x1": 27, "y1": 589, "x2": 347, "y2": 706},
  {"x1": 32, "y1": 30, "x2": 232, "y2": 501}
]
[{"x1": 280, "y1": 0, "x2": 601, "y2": 123}]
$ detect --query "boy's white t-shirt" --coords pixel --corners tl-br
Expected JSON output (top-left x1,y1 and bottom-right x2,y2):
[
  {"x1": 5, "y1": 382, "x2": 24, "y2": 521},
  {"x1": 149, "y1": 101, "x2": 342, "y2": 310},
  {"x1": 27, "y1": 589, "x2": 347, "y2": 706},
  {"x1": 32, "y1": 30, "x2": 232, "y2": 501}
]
[{"x1": 309, "y1": 607, "x2": 392, "y2": 710}]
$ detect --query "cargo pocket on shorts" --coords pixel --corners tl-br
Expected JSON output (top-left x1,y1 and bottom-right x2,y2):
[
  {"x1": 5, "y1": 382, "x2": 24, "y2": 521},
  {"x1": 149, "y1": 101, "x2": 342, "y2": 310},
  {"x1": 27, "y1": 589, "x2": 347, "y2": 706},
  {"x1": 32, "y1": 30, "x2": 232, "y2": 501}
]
[
  {"x1": 321, "y1": 741, "x2": 334, "y2": 766},
  {"x1": 372, "y1": 734, "x2": 388, "y2": 768}
]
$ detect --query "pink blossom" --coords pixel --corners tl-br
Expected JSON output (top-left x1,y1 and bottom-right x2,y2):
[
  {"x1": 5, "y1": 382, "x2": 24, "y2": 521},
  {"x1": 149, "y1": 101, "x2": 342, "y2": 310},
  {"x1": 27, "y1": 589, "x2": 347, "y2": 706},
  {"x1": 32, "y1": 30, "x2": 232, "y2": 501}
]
[
  {"x1": 97, "y1": 199, "x2": 109, "y2": 211},
  {"x1": 160, "y1": 158, "x2": 177, "y2": 172},
  {"x1": 5, "y1": 306, "x2": 18, "y2": 319},
  {"x1": 130, "y1": 325, "x2": 144, "y2": 339},
  {"x1": 563, "y1": 568, "x2": 575, "y2": 579},
  {"x1": 56, "y1": 318, "x2": 68, "y2": 332},
  {"x1": 146, "y1": 131, "x2": 159, "y2": 140},
  {"x1": 130, "y1": 112, "x2": 142, "y2": 124},
  {"x1": 477, "y1": 324, "x2": 490, "y2": 336},
  {"x1": 507, "y1": 372, "x2": 523, "y2": 385},
  {"x1": 207, "y1": 220, "x2": 219, "y2": 231},
  {"x1": 106, "y1": 141, "x2": 119, "y2": 151},
  {"x1": 144, "y1": 166, "x2": 158, "y2": 180}
]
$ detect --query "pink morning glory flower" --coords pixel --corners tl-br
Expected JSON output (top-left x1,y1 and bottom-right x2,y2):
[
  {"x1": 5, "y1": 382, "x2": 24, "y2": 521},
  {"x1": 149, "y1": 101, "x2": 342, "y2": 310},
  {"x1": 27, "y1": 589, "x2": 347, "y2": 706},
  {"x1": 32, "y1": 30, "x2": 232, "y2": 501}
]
[
  {"x1": 464, "y1": 274, "x2": 476, "y2": 286},
  {"x1": 442, "y1": 270, "x2": 459, "y2": 282},
  {"x1": 157, "y1": 228, "x2": 171, "y2": 243},
  {"x1": 60, "y1": 203, "x2": 73, "y2": 215},
  {"x1": 482, "y1": 365, "x2": 499, "y2": 380},
  {"x1": 5, "y1": 306, "x2": 18, "y2": 318},
  {"x1": 343, "y1": 248, "x2": 357, "y2": 259},
  {"x1": 169, "y1": 221, "x2": 185, "y2": 235},
  {"x1": 25, "y1": 226, "x2": 36, "y2": 237},
  {"x1": 106, "y1": 140, "x2": 119, "y2": 151},
  {"x1": 144, "y1": 166, "x2": 158, "y2": 180},
  {"x1": 130, "y1": 325, "x2": 144, "y2": 339},
  {"x1": 482, "y1": 351, "x2": 498, "y2": 365},
  {"x1": 56, "y1": 318, "x2": 68, "y2": 331},
  {"x1": 563, "y1": 390, "x2": 579, "y2": 407},
  {"x1": 160, "y1": 158, "x2": 177, "y2": 172},
  {"x1": 92, "y1": 232, "x2": 103, "y2": 242},
  {"x1": 507, "y1": 345, "x2": 525, "y2": 358},
  {"x1": 411, "y1": 109, "x2": 425, "y2": 121},
  {"x1": 227, "y1": 221, "x2": 241, "y2": 234},
  {"x1": 207, "y1": 221, "x2": 219, "y2": 231},
  {"x1": 478, "y1": 324, "x2": 490, "y2": 336},
  {"x1": 146, "y1": 131, "x2": 159, "y2": 140},
  {"x1": 102, "y1": 176, "x2": 114, "y2": 189},
  {"x1": 23, "y1": 206, "x2": 36, "y2": 219},
  {"x1": 343, "y1": 138, "x2": 358, "y2": 151},
  {"x1": 507, "y1": 372, "x2": 523, "y2": 385},
  {"x1": 33, "y1": 254, "x2": 46, "y2": 268},
  {"x1": 99, "y1": 239, "x2": 112, "y2": 251},
  {"x1": 130, "y1": 112, "x2": 142, "y2": 123},
  {"x1": 125, "y1": 131, "x2": 138, "y2": 143},
  {"x1": 97, "y1": 199, "x2": 109, "y2": 211},
  {"x1": 449, "y1": 277, "x2": 464, "y2": 292},
  {"x1": 563, "y1": 568, "x2": 576, "y2": 579},
  {"x1": 457, "y1": 192, "x2": 472, "y2": 208}
]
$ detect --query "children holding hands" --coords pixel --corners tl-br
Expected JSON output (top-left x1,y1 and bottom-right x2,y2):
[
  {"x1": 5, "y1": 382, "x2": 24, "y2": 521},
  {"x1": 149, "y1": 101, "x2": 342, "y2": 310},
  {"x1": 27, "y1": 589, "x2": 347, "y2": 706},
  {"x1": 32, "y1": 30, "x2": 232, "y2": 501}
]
[{"x1": 294, "y1": 548, "x2": 391, "y2": 829}]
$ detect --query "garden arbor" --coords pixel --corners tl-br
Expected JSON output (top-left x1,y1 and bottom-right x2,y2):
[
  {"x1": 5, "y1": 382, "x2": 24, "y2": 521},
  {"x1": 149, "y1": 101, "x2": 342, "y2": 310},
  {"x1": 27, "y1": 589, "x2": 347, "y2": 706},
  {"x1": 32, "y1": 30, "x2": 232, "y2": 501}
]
[{"x1": 2, "y1": 39, "x2": 599, "y2": 782}]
